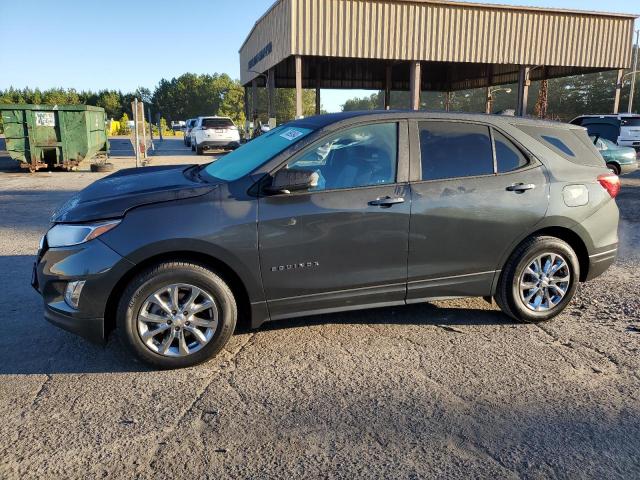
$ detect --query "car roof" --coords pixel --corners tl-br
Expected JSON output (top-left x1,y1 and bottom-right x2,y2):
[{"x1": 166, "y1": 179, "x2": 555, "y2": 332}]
[{"x1": 285, "y1": 110, "x2": 583, "y2": 131}]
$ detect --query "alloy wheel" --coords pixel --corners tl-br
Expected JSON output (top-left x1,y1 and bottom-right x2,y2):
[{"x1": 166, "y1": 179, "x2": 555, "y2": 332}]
[
  {"x1": 137, "y1": 283, "x2": 219, "y2": 357},
  {"x1": 519, "y1": 253, "x2": 571, "y2": 312}
]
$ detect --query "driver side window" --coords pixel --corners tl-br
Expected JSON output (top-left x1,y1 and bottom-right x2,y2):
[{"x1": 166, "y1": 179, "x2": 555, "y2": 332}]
[{"x1": 285, "y1": 122, "x2": 398, "y2": 192}]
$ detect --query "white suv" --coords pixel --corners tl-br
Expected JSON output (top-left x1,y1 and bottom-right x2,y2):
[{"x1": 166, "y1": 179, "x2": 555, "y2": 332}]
[{"x1": 191, "y1": 116, "x2": 240, "y2": 154}]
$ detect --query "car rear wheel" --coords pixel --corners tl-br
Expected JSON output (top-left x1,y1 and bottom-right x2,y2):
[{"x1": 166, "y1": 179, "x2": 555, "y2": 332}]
[
  {"x1": 495, "y1": 236, "x2": 579, "y2": 323},
  {"x1": 191, "y1": 141, "x2": 196, "y2": 152},
  {"x1": 117, "y1": 261, "x2": 237, "y2": 369},
  {"x1": 196, "y1": 145, "x2": 204, "y2": 155},
  {"x1": 606, "y1": 162, "x2": 621, "y2": 175}
]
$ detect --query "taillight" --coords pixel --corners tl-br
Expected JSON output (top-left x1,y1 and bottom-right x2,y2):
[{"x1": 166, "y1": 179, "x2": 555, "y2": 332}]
[{"x1": 597, "y1": 173, "x2": 621, "y2": 198}]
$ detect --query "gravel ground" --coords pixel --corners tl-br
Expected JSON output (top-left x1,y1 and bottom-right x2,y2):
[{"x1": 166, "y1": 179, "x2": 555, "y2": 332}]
[{"x1": 0, "y1": 139, "x2": 639, "y2": 479}]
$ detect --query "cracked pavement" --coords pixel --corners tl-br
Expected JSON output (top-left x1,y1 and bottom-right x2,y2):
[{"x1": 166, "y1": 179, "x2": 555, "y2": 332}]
[{"x1": 1, "y1": 142, "x2": 639, "y2": 479}]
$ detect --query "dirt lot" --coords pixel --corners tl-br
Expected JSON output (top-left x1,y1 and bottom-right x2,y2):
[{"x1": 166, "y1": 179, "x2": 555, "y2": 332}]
[{"x1": 1, "y1": 137, "x2": 639, "y2": 479}]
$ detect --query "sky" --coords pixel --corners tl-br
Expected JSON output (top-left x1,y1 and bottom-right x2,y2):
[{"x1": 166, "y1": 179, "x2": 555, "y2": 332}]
[{"x1": 0, "y1": 0, "x2": 638, "y2": 112}]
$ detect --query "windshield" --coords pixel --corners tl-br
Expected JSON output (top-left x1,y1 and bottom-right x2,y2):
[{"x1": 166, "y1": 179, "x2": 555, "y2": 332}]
[{"x1": 202, "y1": 125, "x2": 313, "y2": 182}]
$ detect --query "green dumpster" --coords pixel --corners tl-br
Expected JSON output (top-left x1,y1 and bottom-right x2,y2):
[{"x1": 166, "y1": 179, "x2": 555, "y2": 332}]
[{"x1": 0, "y1": 104, "x2": 109, "y2": 171}]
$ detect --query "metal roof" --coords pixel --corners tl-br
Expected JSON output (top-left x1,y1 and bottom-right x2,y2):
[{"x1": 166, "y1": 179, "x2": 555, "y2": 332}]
[{"x1": 239, "y1": 0, "x2": 638, "y2": 89}]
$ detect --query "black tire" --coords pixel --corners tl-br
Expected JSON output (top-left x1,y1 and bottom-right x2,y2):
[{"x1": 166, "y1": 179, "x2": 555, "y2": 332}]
[
  {"x1": 191, "y1": 142, "x2": 196, "y2": 152},
  {"x1": 495, "y1": 236, "x2": 580, "y2": 323},
  {"x1": 606, "y1": 163, "x2": 621, "y2": 175},
  {"x1": 90, "y1": 162, "x2": 115, "y2": 173},
  {"x1": 196, "y1": 145, "x2": 204, "y2": 155},
  {"x1": 116, "y1": 261, "x2": 237, "y2": 369}
]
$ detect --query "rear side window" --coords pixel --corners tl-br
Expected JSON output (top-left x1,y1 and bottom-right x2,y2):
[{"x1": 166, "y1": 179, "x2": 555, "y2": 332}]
[
  {"x1": 419, "y1": 122, "x2": 494, "y2": 181},
  {"x1": 621, "y1": 117, "x2": 640, "y2": 127},
  {"x1": 516, "y1": 125, "x2": 605, "y2": 167},
  {"x1": 540, "y1": 135, "x2": 575, "y2": 157},
  {"x1": 493, "y1": 130, "x2": 528, "y2": 172}
]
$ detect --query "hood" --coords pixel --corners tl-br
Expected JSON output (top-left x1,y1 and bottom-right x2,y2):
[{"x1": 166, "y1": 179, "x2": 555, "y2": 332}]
[{"x1": 52, "y1": 165, "x2": 219, "y2": 223}]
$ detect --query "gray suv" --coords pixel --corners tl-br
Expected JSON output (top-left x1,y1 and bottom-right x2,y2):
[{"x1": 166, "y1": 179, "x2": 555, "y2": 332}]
[{"x1": 33, "y1": 112, "x2": 620, "y2": 369}]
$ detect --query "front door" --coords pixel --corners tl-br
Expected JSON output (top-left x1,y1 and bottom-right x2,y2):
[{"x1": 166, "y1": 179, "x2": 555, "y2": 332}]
[
  {"x1": 407, "y1": 121, "x2": 549, "y2": 301},
  {"x1": 258, "y1": 121, "x2": 411, "y2": 320}
]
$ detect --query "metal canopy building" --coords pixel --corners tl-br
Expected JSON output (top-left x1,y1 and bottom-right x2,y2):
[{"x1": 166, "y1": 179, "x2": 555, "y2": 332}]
[{"x1": 239, "y1": 0, "x2": 637, "y2": 118}]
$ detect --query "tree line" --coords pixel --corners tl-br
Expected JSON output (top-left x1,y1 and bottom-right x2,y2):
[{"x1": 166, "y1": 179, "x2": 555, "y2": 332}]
[
  {"x1": 0, "y1": 73, "x2": 318, "y2": 133},
  {"x1": 342, "y1": 70, "x2": 640, "y2": 121}
]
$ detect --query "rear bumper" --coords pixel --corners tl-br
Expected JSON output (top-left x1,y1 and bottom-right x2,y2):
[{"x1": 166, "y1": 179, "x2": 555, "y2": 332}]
[
  {"x1": 585, "y1": 247, "x2": 617, "y2": 281},
  {"x1": 199, "y1": 140, "x2": 240, "y2": 150}
]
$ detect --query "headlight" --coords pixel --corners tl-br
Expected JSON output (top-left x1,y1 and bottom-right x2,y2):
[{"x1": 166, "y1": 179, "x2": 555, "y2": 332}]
[{"x1": 46, "y1": 220, "x2": 121, "y2": 248}]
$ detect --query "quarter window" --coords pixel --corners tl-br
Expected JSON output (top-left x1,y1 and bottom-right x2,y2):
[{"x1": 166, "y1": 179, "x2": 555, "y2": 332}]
[
  {"x1": 493, "y1": 130, "x2": 528, "y2": 172},
  {"x1": 419, "y1": 122, "x2": 494, "y2": 181},
  {"x1": 285, "y1": 123, "x2": 398, "y2": 191}
]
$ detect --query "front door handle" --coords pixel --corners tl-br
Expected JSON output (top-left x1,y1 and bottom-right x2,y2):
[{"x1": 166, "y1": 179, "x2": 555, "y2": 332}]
[
  {"x1": 506, "y1": 183, "x2": 536, "y2": 193},
  {"x1": 368, "y1": 196, "x2": 405, "y2": 207}
]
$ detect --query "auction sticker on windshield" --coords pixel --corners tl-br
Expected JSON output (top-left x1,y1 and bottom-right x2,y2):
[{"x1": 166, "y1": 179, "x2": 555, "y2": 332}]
[{"x1": 280, "y1": 129, "x2": 305, "y2": 141}]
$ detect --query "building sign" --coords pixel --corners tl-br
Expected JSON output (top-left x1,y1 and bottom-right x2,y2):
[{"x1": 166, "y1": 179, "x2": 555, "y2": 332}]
[{"x1": 248, "y1": 42, "x2": 272, "y2": 70}]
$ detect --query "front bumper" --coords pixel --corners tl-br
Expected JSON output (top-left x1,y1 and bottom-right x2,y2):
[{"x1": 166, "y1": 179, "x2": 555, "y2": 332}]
[
  {"x1": 619, "y1": 160, "x2": 639, "y2": 175},
  {"x1": 33, "y1": 237, "x2": 135, "y2": 344}
]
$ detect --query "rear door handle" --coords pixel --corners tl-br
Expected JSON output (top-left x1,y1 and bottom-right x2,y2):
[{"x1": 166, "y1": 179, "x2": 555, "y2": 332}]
[
  {"x1": 506, "y1": 183, "x2": 536, "y2": 193},
  {"x1": 368, "y1": 196, "x2": 405, "y2": 207}
]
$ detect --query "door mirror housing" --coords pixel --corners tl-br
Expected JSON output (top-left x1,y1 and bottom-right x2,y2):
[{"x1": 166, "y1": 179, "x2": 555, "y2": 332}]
[{"x1": 266, "y1": 168, "x2": 319, "y2": 194}]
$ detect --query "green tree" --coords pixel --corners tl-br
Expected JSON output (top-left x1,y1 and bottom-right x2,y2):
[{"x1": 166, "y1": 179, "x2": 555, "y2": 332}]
[
  {"x1": 96, "y1": 90, "x2": 123, "y2": 119},
  {"x1": 118, "y1": 113, "x2": 130, "y2": 135}
]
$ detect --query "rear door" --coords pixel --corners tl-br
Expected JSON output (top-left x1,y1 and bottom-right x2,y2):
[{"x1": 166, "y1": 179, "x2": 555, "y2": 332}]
[
  {"x1": 407, "y1": 121, "x2": 549, "y2": 301},
  {"x1": 258, "y1": 121, "x2": 411, "y2": 319}
]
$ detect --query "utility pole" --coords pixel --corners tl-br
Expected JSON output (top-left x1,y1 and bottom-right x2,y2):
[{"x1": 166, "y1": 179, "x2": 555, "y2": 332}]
[
  {"x1": 147, "y1": 105, "x2": 154, "y2": 152},
  {"x1": 629, "y1": 29, "x2": 639, "y2": 113},
  {"x1": 133, "y1": 98, "x2": 140, "y2": 168}
]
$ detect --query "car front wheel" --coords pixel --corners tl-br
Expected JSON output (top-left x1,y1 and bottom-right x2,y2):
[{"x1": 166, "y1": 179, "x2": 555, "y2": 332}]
[
  {"x1": 495, "y1": 236, "x2": 579, "y2": 323},
  {"x1": 117, "y1": 261, "x2": 237, "y2": 369}
]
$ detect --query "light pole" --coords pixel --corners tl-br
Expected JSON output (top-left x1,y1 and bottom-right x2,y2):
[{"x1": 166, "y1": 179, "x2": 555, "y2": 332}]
[
  {"x1": 616, "y1": 70, "x2": 640, "y2": 114},
  {"x1": 486, "y1": 87, "x2": 512, "y2": 114},
  {"x1": 628, "y1": 29, "x2": 640, "y2": 113}
]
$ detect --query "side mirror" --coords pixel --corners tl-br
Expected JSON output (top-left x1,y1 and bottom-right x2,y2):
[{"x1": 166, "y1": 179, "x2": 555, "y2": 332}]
[{"x1": 266, "y1": 168, "x2": 319, "y2": 194}]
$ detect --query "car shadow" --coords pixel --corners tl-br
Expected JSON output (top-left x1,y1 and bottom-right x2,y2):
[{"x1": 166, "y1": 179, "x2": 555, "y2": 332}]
[
  {"x1": 254, "y1": 302, "x2": 514, "y2": 333},
  {"x1": 0, "y1": 293, "x2": 513, "y2": 376}
]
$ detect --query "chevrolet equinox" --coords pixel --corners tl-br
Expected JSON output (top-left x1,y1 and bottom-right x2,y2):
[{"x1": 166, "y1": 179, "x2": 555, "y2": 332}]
[{"x1": 33, "y1": 112, "x2": 620, "y2": 368}]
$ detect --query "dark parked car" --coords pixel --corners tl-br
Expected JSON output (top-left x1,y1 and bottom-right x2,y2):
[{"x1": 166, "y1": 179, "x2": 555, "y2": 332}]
[
  {"x1": 183, "y1": 118, "x2": 197, "y2": 147},
  {"x1": 34, "y1": 112, "x2": 620, "y2": 369},
  {"x1": 591, "y1": 135, "x2": 638, "y2": 175}
]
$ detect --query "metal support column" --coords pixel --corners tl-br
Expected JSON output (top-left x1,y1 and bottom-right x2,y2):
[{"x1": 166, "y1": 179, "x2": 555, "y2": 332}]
[
  {"x1": 614, "y1": 69, "x2": 624, "y2": 114},
  {"x1": 628, "y1": 29, "x2": 639, "y2": 113},
  {"x1": 485, "y1": 87, "x2": 492, "y2": 114},
  {"x1": 295, "y1": 55, "x2": 303, "y2": 118},
  {"x1": 409, "y1": 61, "x2": 421, "y2": 111},
  {"x1": 315, "y1": 65, "x2": 321, "y2": 115},
  {"x1": 516, "y1": 66, "x2": 531, "y2": 117},
  {"x1": 243, "y1": 86, "x2": 250, "y2": 138},
  {"x1": 385, "y1": 64, "x2": 392, "y2": 110},
  {"x1": 267, "y1": 68, "x2": 276, "y2": 128}
]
